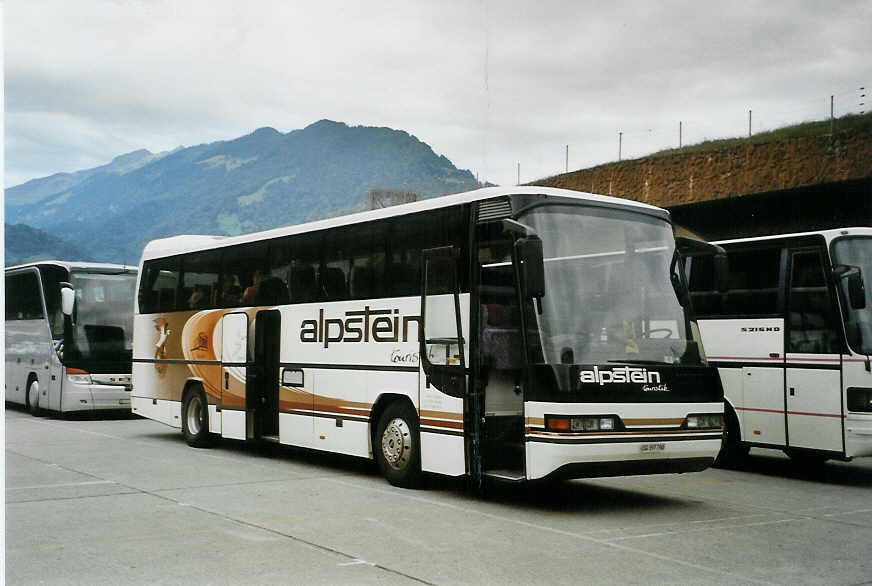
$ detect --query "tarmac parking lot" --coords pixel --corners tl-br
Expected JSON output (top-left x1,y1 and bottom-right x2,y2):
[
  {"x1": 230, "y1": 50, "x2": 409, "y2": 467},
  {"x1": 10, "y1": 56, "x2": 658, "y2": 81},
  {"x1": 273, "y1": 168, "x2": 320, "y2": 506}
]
[{"x1": 6, "y1": 406, "x2": 872, "y2": 585}]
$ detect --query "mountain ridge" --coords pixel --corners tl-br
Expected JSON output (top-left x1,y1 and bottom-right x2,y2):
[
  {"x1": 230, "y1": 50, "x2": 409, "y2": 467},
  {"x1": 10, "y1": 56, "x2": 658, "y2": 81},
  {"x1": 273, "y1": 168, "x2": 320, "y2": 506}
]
[{"x1": 6, "y1": 120, "x2": 481, "y2": 263}]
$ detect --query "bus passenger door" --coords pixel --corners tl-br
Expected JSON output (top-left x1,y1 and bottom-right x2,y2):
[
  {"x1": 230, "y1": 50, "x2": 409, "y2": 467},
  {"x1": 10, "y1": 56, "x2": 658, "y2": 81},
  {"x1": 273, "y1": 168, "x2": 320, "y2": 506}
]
[
  {"x1": 784, "y1": 249, "x2": 844, "y2": 453},
  {"x1": 735, "y1": 319, "x2": 786, "y2": 447},
  {"x1": 220, "y1": 312, "x2": 249, "y2": 440},
  {"x1": 419, "y1": 247, "x2": 468, "y2": 477},
  {"x1": 250, "y1": 310, "x2": 281, "y2": 439}
]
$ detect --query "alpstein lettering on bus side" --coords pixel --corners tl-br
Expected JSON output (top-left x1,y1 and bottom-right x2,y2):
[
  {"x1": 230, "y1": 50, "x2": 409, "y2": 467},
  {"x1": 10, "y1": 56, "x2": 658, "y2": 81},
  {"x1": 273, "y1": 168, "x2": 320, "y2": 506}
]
[
  {"x1": 579, "y1": 366, "x2": 662, "y2": 386},
  {"x1": 300, "y1": 307, "x2": 421, "y2": 348},
  {"x1": 741, "y1": 326, "x2": 781, "y2": 333}
]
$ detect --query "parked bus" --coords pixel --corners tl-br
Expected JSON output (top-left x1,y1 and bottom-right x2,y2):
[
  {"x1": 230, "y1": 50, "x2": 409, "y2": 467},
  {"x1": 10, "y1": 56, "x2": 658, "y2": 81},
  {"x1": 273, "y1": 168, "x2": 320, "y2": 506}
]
[
  {"x1": 5, "y1": 261, "x2": 137, "y2": 415},
  {"x1": 686, "y1": 227, "x2": 872, "y2": 465},
  {"x1": 132, "y1": 186, "x2": 724, "y2": 487}
]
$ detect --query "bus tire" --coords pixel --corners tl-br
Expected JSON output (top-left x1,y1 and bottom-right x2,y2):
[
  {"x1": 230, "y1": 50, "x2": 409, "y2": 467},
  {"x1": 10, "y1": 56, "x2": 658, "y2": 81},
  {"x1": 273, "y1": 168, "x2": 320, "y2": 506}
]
[
  {"x1": 713, "y1": 407, "x2": 747, "y2": 468},
  {"x1": 182, "y1": 386, "x2": 212, "y2": 448},
  {"x1": 26, "y1": 378, "x2": 41, "y2": 417},
  {"x1": 375, "y1": 401, "x2": 422, "y2": 488}
]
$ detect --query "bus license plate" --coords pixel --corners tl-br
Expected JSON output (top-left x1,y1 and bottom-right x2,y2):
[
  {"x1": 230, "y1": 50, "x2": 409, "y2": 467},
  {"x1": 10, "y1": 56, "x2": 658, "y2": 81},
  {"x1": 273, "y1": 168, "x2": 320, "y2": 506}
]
[{"x1": 640, "y1": 443, "x2": 666, "y2": 453}]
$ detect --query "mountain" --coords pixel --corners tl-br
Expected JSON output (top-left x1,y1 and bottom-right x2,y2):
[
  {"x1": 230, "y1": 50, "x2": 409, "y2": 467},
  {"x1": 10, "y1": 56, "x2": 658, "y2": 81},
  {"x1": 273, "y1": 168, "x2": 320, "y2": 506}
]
[
  {"x1": 5, "y1": 149, "x2": 166, "y2": 207},
  {"x1": 5, "y1": 223, "x2": 90, "y2": 265},
  {"x1": 5, "y1": 120, "x2": 481, "y2": 264}
]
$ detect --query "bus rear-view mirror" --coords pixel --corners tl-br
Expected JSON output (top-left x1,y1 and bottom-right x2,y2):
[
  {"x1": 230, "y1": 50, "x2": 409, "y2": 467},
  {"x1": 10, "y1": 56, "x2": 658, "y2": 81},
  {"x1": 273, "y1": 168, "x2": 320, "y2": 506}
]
[
  {"x1": 60, "y1": 282, "x2": 75, "y2": 316},
  {"x1": 848, "y1": 273, "x2": 866, "y2": 309},
  {"x1": 833, "y1": 265, "x2": 866, "y2": 310},
  {"x1": 516, "y1": 236, "x2": 545, "y2": 299}
]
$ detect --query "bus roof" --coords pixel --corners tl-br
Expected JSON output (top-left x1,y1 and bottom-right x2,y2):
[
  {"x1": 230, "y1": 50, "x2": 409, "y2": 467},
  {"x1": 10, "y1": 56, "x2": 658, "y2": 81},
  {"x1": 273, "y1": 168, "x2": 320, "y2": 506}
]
[
  {"x1": 5, "y1": 260, "x2": 138, "y2": 274},
  {"x1": 140, "y1": 186, "x2": 667, "y2": 261},
  {"x1": 713, "y1": 227, "x2": 872, "y2": 246}
]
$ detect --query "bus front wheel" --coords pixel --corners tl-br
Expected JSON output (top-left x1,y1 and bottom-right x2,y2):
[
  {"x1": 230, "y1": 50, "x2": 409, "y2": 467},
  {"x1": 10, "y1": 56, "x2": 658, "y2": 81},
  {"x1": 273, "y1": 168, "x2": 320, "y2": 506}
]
[
  {"x1": 375, "y1": 402, "x2": 422, "y2": 488},
  {"x1": 26, "y1": 379, "x2": 41, "y2": 417},
  {"x1": 713, "y1": 407, "x2": 747, "y2": 468},
  {"x1": 182, "y1": 386, "x2": 213, "y2": 448}
]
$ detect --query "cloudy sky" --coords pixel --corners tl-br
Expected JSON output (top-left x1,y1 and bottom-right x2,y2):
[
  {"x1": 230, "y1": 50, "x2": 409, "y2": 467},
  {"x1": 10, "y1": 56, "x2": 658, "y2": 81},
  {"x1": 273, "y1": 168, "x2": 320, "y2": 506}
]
[{"x1": 4, "y1": 0, "x2": 870, "y2": 188}]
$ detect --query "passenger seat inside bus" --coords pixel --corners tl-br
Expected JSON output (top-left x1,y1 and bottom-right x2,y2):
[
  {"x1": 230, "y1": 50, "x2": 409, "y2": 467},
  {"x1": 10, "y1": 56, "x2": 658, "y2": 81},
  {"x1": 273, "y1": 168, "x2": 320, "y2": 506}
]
[
  {"x1": 290, "y1": 266, "x2": 319, "y2": 303},
  {"x1": 321, "y1": 267, "x2": 348, "y2": 300},
  {"x1": 351, "y1": 266, "x2": 375, "y2": 299},
  {"x1": 254, "y1": 277, "x2": 289, "y2": 306}
]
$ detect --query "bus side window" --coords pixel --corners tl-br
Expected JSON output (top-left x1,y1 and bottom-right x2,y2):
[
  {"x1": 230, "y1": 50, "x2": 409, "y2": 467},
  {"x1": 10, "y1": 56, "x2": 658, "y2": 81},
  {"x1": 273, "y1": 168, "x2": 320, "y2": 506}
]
[
  {"x1": 180, "y1": 250, "x2": 221, "y2": 310},
  {"x1": 39, "y1": 265, "x2": 67, "y2": 338},
  {"x1": 5, "y1": 274, "x2": 22, "y2": 320},
  {"x1": 787, "y1": 251, "x2": 840, "y2": 354},
  {"x1": 7, "y1": 272, "x2": 45, "y2": 320},
  {"x1": 388, "y1": 207, "x2": 467, "y2": 298},
  {"x1": 139, "y1": 258, "x2": 180, "y2": 314},
  {"x1": 688, "y1": 248, "x2": 781, "y2": 318},
  {"x1": 223, "y1": 242, "x2": 268, "y2": 307}
]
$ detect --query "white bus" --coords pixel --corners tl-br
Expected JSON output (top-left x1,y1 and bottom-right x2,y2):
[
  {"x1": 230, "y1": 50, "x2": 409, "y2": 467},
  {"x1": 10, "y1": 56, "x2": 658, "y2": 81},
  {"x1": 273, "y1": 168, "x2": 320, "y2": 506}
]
[
  {"x1": 686, "y1": 227, "x2": 872, "y2": 465},
  {"x1": 5, "y1": 261, "x2": 137, "y2": 415},
  {"x1": 132, "y1": 186, "x2": 725, "y2": 487}
]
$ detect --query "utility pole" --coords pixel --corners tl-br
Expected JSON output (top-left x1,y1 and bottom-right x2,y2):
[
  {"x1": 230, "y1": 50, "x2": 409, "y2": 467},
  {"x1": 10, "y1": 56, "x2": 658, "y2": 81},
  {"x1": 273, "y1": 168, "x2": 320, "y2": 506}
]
[
  {"x1": 748, "y1": 110, "x2": 752, "y2": 138},
  {"x1": 565, "y1": 144, "x2": 569, "y2": 173},
  {"x1": 618, "y1": 132, "x2": 623, "y2": 161},
  {"x1": 830, "y1": 95, "x2": 835, "y2": 135},
  {"x1": 517, "y1": 162, "x2": 520, "y2": 186},
  {"x1": 679, "y1": 121, "x2": 682, "y2": 148}
]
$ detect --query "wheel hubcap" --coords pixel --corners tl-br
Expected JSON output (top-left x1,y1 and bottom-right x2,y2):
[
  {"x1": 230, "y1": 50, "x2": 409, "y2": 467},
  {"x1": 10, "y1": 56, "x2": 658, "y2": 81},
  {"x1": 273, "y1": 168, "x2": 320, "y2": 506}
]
[
  {"x1": 381, "y1": 418, "x2": 412, "y2": 470},
  {"x1": 187, "y1": 395, "x2": 203, "y2": 435}
]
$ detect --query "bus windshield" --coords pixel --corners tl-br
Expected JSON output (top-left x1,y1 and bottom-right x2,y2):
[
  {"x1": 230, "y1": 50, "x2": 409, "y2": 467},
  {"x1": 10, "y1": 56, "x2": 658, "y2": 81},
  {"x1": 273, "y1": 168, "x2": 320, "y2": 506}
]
[
  {"x1": 832, "y1": 236, "x2": 872, "y2": 355},
  {"x1": 63, "y1": 271, "x2": 137, "y2": 368},
  {"x1": 520, "y1": 204, "x2": 701, "y2": 367}
]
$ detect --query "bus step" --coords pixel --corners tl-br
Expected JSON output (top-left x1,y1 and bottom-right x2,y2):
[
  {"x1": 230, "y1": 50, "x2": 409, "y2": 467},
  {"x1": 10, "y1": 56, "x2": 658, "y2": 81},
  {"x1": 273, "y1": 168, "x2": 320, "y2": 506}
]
[
  {"x1": 483, "y1": 469, "x2": 526, "y2": 482},
  {"x1": 260, "y1": 435, "x2": 280, "y2": 444}
]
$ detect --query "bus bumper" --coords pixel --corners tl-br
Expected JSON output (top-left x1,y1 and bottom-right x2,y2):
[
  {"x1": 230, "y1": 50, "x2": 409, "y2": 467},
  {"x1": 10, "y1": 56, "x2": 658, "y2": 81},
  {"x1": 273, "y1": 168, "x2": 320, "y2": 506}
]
[
  {"x1": 61, "y1": 381, "x2": 131, "y2": 412},
  {"x1": 525, "y1": 438, "x2": 721, "y2": 480}
]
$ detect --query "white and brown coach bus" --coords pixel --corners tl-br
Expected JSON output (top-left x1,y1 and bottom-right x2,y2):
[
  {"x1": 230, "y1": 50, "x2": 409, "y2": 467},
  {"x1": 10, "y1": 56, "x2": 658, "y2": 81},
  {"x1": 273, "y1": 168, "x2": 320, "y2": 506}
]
[{"x1": 131, "y1": 186, "x2": 724, "y2": 488}]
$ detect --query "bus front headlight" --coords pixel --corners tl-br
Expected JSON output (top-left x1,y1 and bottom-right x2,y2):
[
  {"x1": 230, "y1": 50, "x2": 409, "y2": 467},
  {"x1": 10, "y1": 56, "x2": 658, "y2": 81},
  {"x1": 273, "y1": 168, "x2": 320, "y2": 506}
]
[{"x1": 66, "y1": 368, "x2": 92, "y2": 384}]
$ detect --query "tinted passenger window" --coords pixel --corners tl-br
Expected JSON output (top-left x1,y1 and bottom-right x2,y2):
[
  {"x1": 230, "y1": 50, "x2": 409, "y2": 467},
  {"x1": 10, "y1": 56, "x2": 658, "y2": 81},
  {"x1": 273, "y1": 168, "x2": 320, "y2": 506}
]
[
  {"x1": 39, "y1": 265, "x2": 68, "y2": 338},
  {"x1": 388, "y1": 208, "x2": 467, "y2": 298},
  {"x1": 5, "y1": 272, "x2": 44, "y2": 320},
  {"x1": 689, "y1": 247, "x2": 781, "y2": 317},
  {"x1": 139, "y1": 258, "x2": 180, "y2": 313},
  {"x1": 223, "y1": 242, "x2": 270, "y2": 307},
  {"x1": 181, "y1": 250, "x2": 222, "y2": 310}
]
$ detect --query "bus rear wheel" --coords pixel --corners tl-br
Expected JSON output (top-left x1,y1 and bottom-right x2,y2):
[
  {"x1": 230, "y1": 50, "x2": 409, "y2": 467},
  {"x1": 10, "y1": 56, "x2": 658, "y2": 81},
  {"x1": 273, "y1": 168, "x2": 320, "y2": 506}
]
[
  {"x1": 26, "y1": 379, "x2": 41, "y2": 417},
  {"x1": 375, "y1": 402, "x2": 422, "y2": 488},
  {"x1": 182, "y1": 386, "x2": 212, "y2": 448}
]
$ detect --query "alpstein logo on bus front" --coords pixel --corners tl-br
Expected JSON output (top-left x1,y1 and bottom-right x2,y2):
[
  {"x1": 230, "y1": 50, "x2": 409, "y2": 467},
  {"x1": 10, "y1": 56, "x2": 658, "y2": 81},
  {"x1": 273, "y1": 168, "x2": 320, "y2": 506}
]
[{"x1": 579, "y1": 365, "x2": 665, "y2": 387}]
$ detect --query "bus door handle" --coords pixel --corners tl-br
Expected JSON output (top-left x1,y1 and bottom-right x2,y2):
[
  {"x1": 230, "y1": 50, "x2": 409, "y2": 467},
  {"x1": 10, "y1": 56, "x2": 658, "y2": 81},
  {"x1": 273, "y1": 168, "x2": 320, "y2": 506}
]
[
  {"x1": 789, "y1": 387, "x2": 795, "y2": 396},
  {"x1": 224, "y1": 372, "x2": 229, "y2": 390}
]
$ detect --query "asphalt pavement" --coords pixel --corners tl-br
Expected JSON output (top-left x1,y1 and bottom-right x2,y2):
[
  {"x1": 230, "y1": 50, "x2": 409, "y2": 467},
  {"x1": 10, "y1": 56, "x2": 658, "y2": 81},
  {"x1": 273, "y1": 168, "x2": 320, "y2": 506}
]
[{"x1": 6, "y1": 406, "x2": 872, "y2": 585}]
